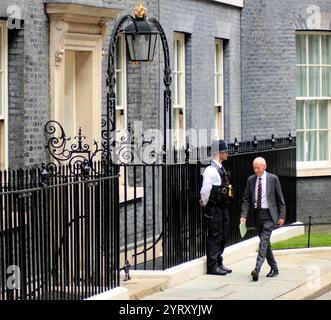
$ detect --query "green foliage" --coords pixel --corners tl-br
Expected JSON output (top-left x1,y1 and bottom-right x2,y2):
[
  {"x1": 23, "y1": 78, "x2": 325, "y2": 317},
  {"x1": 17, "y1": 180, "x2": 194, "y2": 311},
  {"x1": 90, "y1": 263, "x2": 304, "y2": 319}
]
[{"x1": 272, "y1": 233, "x2": 331, "y2": 249}]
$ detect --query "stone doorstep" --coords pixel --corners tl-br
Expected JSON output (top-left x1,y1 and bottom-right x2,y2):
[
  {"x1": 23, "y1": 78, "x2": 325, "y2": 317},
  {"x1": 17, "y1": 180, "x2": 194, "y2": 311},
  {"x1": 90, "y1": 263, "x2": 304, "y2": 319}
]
[
  {"x1": 120, "y1": 277, "x2": 168, "y2": 300},
  {"x1": 275, "y1": 270, "x2": 331, "y2": 300}
]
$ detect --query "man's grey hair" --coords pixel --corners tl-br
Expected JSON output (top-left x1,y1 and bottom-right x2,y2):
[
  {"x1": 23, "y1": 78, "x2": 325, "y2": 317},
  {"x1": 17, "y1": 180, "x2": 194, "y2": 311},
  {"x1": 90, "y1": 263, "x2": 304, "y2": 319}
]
[{"x1": 253, "y1": 157, "x2": 266, "y2": 166}]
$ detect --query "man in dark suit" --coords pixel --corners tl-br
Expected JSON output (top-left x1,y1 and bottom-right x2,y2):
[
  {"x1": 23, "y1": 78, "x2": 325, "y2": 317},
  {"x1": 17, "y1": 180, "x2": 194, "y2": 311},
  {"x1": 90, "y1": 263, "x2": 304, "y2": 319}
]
[{"x1": 240, "y1": 157, "x2": 286, "y2": 281}]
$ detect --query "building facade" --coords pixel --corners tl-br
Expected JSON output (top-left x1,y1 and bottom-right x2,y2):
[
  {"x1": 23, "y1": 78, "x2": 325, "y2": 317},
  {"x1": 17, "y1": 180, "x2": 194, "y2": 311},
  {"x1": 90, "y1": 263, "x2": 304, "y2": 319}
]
[
  {"x1": 0, "y1": 0, "x2": 331, "y2": 224},
  {"x1": 241, "y1": 0, "x2": 331, "y2": 223}
]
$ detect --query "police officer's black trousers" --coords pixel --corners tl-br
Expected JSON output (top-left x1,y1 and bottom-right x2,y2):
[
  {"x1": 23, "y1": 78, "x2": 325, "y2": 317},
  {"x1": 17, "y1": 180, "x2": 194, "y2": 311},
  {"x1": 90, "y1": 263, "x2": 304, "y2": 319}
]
[{"x1": 206, "y1": 205, "x2": 229, "y2": 271}]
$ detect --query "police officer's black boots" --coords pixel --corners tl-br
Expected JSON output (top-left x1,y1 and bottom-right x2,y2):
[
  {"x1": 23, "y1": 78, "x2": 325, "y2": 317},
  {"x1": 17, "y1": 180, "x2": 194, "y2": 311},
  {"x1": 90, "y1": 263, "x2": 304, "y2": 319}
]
[
  {"x1": 220, "y1": 265, "x2": 232, "y2": 273},
  {"x1": 217, "y1": 256, "x2": 232, "y2": 273},
  {"x1": 207, "y1": 264, "x2": 228, "y2": 276}
]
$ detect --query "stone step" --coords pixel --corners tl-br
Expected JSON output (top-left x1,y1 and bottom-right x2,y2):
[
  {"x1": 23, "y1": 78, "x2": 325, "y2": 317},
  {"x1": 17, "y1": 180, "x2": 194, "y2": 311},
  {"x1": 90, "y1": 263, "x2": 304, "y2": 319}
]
[{"x1": 121, "y1": 278, "x2": 168, "y2": 300}]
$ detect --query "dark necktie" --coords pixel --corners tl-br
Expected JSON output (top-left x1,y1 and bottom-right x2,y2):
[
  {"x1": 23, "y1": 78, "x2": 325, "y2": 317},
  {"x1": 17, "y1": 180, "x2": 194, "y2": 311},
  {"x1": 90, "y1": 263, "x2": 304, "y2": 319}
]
[{"x1": 256, "y1": 177, "x2": 262, "y2": 209}]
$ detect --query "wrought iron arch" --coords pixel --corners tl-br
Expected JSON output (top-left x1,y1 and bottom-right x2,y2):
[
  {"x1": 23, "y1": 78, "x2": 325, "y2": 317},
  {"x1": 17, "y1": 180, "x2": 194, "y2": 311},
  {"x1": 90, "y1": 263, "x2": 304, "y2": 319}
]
[
  {"x1": 44, "y1": 13, "x2": 173, "y2": 174},
  {"x1": 104, "y1": 14, "x2": 172, "y2": 165}
]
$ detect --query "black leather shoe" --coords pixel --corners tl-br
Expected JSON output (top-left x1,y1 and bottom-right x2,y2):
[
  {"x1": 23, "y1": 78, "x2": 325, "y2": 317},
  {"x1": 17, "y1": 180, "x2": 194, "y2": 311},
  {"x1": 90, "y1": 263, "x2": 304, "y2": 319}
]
[
  {"x1": 266, "y1": 269, "x2": 279, "y2": 278},
  {"x1": 251, "y1": 269, "x2": 259, "y2": 281},
  {"x1": 207, "y1": 266, "x2": 228, "y2": 276},
  {"x1": 220, "y1": 265, "x2": 232, "y2": 274}
]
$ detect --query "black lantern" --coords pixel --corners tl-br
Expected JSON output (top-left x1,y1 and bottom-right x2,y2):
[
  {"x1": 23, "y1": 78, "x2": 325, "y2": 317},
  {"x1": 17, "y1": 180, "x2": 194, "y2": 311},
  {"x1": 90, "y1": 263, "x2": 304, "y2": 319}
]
[{"x1": 123, "y1": 5, "x2": 158, "y2": 62}]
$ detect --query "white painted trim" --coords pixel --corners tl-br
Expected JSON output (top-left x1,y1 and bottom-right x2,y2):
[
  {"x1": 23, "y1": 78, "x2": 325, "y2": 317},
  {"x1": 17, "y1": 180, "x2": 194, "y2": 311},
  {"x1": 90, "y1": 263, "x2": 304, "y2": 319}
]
[
  {"x1": 0, "y1": 20, "x2": 8, "y2": 170},
  {"x1": 46, "y1": 5, "x2": 118, "y2": 164},
  {"x1": 173, "y1": 32, "x2": 186, "y2": 110},
  {"x1": 62, "y1": 33, "x2": 102, "y2": 153},
  {"x1": 209, "y1": 0, "x2": 243, "y2": 8},
  {"x1": 115, "y1": 34, "x2": 127, "y2": 128},
  {"x1": 297, "y1": 167, "x2": 331, "y2": 177},
  {"x1": 115, "y1": 36, "x2": 128, "y2": 186},
  {"x1": 45, "y1": 2, "x2": 123, "y2": 24},
  {"x1": 296, "y1": 33, "x2": 331, "y2": 170},
  {"x1": 214, "y1": 39, "x2": 224, "y2": 139},
  {"x1": 173, "y1": 32, "x2": 186, "y2": 149}
]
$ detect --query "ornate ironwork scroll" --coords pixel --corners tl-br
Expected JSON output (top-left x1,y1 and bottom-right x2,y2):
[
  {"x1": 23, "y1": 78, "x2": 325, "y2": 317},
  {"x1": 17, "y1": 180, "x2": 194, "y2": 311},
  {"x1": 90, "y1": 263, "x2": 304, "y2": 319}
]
[{"x1": 45, "y1": 120, "x2": 102, "y2": 176}]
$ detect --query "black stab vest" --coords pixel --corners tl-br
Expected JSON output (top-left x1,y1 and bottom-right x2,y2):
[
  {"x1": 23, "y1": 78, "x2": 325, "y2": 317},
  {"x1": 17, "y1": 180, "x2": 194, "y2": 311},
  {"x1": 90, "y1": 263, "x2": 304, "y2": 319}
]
[{"x1": 208, "y1": 161, "x2": 231, "y2": 208}]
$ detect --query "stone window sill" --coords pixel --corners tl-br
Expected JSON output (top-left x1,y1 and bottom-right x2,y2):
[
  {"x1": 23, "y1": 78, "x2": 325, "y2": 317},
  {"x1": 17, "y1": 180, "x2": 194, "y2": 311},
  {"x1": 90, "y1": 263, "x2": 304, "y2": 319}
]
[{"x1": 297, "y1": 166, "x2": 331, "y2": 177}]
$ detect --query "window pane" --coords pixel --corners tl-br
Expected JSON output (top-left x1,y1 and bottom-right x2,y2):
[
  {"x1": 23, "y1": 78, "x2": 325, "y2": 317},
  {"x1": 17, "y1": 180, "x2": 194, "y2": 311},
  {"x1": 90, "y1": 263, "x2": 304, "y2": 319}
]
[
  {"x1": 116, "y1": 71, "x2": 122, "y2": 107},
  {"x1": 116, "y1": 37, "x2": 123, "y2": 69},
  {"x1": 173, "y1": 108, "x2": 178, "y2": 131},
  {"x1": 116, "y1": 110, "x2": 125, "y2": 130},
  {"x1": 308, "y1": 35, "x2": 320, "y2": 64},
  {"x1": 296, "y1": 100, "x2": 304, "y2": 129},
  {"x1": 0, "y1": 74, "x2": 2, "y2": 117},
  {"x1": 296, "y1": 35, "x2": 306, "y2": 64},
  {"x1": 296, "y1": 67, "x2": 307, "y2": 96},
  {"x1": 216, "y1": 75, "x2": 221, "y2": 104},
  {"x1": 177, "y1": 73, "x2": 182, "y2": 105},
  {"x1": 296, "y1": 131, "x2": 305, "y2": 161},
  {"x1": 308, "y1": 67, "x2": 320, "y2": 96},
  {"x1": 322, "y1": 35, "x2": 331, "y2": 65},
  {"x1": 322, "y1": 67, "x2": 331, "y2": 96},
  {"x1": 319, "y1": 100, "x2": 328, "y2": 129},
  {"x1": 173, "y1": 73, "x2": 178, "y2": 105},
  {"x1": 215, "y1": 77, "x2": 218, "y2": 105},
  {"x1": 0, "y1": 24, "x2": 3, "y2": 127},
  {"x1": 216, "y1": 43, "x2": 220, "y2": 72},
  {"x1": 307, "y1": 131, "x2": 317, "y2": 161},
  {"x1": 306, "y1": 100, "x2": 317, "y2": 129},
  {"x1": 177, "y1": 40, "x2": 182, "y2": 71},
  {"x1": 319, "y1": 131, "x2": 328, "y2": 160},
  {"x1": 0, "y1": 26, "x2": 2, "y2": 71}
]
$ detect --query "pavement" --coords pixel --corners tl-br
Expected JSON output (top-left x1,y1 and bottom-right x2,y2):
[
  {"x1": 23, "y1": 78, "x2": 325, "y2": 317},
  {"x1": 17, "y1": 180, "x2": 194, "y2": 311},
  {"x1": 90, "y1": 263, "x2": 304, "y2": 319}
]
[
  {"x1": 140, "y1": 248, "x2": 331, "y2": 300},
  {"x1": 316, "y1": 290, "x2": 331, "y2": 300}
]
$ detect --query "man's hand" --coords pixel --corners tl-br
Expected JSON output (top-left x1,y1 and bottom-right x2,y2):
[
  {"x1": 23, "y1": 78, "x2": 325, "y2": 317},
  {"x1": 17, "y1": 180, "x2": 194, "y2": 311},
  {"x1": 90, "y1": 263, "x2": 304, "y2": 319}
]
[
  {"x1": 199, "y1": 199, "x2": 206, "y2": 208},
  {"x1": 240, "y1": 217, "x2": 246, "y2": 224},
  {"x1": 278, "y1": 219, "x2": 285, "y2": 226}
]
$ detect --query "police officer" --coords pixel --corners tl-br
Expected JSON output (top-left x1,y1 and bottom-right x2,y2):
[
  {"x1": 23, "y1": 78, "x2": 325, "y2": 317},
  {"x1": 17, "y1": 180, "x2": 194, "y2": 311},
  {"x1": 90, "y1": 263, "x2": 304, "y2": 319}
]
[{"x1": 199, "y1": 139, "x2": 233, "y2": 276}]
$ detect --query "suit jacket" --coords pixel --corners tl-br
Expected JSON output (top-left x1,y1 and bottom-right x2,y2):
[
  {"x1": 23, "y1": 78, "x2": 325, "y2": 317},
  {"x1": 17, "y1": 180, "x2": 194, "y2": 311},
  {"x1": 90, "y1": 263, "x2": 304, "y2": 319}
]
[{"x1": 241, "y1": 172, "x2": 286, "y2": 225}]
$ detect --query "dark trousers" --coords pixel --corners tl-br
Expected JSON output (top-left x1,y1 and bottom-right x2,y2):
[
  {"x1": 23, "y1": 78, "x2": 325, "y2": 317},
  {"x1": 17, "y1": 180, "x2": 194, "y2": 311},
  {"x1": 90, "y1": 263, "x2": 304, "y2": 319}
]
[
  {"x1": 206, "y1": 205, "x2": 229, "y2": 270},
  {"x1": 254, "y1": 209, "x2": 278, "y2": 272}
]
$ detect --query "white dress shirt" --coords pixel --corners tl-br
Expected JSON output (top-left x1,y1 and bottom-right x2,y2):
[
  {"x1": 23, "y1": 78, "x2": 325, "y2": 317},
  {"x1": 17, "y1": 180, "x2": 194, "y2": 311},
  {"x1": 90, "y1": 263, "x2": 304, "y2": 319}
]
[
  {"x1": 200, "y1": 160, "x2": 223, "y2": 206},
  {"x1": 254, "y1": 171, "x2": 269, "y2": 209}
]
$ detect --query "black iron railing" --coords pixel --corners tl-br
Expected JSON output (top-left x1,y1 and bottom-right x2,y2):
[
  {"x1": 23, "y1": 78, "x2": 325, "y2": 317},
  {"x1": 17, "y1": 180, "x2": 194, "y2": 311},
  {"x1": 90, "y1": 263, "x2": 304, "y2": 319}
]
[
  {"x1": 0, "y1": 134, "x2": 297, "y2": 299},
  {"x1": 121, "y1": 135, "x2": 297, "y2": 270},
  {"x1": 0, "y1": 162, "x2": 119, "y2": 300}
]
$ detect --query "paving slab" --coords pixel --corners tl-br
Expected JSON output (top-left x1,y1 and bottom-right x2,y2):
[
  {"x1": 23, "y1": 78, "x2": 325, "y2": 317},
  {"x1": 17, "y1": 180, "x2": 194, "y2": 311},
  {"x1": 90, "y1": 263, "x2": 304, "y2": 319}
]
[{"x1": 142, "y1": 249, "x2": 331, "y2": 300}]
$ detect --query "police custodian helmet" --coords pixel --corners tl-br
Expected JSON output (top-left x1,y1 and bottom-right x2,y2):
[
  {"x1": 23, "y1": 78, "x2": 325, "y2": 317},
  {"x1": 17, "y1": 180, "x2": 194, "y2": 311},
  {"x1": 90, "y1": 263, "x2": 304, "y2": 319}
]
[{"x1": 211, "y1": 139, "x2": 229, "y2": 155}]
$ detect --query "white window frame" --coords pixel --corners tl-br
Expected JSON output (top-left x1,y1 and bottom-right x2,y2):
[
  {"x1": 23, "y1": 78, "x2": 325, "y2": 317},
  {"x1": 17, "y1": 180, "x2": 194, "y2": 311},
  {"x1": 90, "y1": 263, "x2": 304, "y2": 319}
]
[
  {"x1": 114, "y1": 34, "x2": 129, "y2": 188},
  {"x1": 0, "y1": 20, "x2": 8, "y2": 170},
  {"x1": 214, "y1": 39, "x2": 224, "y2": 139},
  {"x1": 296, "y1": 32, "x2": 331, "y2": 176},
  {"x1": 173, "y1": 32, "x2": 186, "y2": 149},
  {"x1": 115, "y1": 34, "x2": 127, "y2": 131}
]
